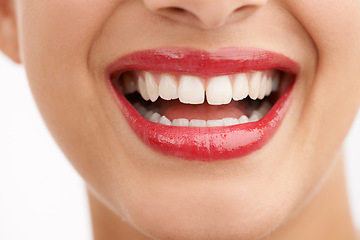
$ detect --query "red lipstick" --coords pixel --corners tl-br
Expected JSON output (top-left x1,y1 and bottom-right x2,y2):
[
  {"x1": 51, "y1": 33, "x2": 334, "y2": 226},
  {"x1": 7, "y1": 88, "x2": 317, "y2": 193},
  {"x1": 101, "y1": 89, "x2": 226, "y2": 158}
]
[{"x1": 106, "y1": 47, "x2": 299, "y2": 161}]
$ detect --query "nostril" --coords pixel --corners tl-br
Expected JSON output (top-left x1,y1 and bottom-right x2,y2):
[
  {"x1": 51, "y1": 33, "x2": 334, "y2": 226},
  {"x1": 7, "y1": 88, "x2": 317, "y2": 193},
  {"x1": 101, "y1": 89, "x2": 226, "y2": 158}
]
[
  {"x1": 234, "y1": 6, "x2": 246, "y2": 13},
  {"x1": 165, "y1": 7, "x2": 195, "y2": 19},
  {"x1": 168, "y1": 7, "x2": 186, "y2": 14},
  {"x1": 158, "y1": 6, "x2": 199, "y2": 25},
  {"x1": 145, "y1": 0, "x2": 267, "y2": 30}
]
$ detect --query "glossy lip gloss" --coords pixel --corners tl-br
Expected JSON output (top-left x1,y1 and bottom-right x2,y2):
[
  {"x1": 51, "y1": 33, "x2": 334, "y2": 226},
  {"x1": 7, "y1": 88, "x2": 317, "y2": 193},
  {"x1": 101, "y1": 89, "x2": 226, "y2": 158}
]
[{"x1": 106, "y1": 47, "x2": 300, "y2": 161}]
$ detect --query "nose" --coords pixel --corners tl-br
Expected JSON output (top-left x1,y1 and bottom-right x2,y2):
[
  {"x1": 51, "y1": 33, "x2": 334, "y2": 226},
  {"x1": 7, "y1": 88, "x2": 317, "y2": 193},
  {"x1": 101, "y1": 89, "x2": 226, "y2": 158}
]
[{"x1": 143, "y1": 0, "x2": 267, "y2": 29}]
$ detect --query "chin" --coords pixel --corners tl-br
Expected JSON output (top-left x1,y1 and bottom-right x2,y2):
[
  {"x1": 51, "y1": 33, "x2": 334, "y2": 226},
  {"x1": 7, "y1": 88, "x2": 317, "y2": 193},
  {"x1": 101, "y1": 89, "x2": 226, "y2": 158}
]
[{"x1": 115, "y1": 177, "x2": 296, "y2": 240}]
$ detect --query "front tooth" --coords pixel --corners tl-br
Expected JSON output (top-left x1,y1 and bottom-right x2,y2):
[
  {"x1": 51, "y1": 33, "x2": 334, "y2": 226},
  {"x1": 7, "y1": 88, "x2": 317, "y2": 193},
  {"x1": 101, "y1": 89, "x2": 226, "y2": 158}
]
[
  {"x1": 206, "y1": 119, "x2": 224, "y2": 127},
  {"x1": 172, "y1": 118, "x2": 190, "y2": 127},
  {"x1": 179, "y1": 76, "x2": 205, "y2": 104},
  {"x1": 239, "y1": 115, "x2": 249, "y2": 124},
  {"x1": 189, "y1": 119, "x2": 207, "y2": 127},
  {"x1": 138, "y1": 76, "x2": 150, "y2": 101},
  {"x1": 159, "y1": 116, "x2": 172, "y2": 126},
  {"x1": 222, "y1": 118, "x2": 240, "y2": 126},
  {"x1": 144, "y1": 72, "x2": 159, "y2": 102},
  {"x1": 249, "y1": 72, "x2": 262, "y2": 100},
  {"x1": 206, "y1": 76, "x2": 232, "y2": 105},
  {"x1": 257, "y1": 74, "x2": 267, "y2": 100},
  {"x1": 233, "y1": 73, "x2": 249, "y2": 101},
  {"x1": 149, "y1": 112, "x2": 161, "y2": 123},
  {"x1": 249, "y1": 110, "x2": 263, "y2": 122},
  {"x1": 159, "y1": 74, "x2": 178, "y2": 100}
]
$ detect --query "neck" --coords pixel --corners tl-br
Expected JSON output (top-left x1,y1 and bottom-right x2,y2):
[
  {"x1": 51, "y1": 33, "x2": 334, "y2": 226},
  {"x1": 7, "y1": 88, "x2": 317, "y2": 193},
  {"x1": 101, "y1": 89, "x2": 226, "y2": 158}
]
[{"x1": 88, "y1": 152, "x2": 358, "y2": 240}]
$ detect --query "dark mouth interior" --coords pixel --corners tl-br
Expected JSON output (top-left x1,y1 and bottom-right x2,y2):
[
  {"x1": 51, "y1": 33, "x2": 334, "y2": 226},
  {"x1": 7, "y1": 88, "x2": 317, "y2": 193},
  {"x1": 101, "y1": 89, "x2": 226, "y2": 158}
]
[{"x1": 111, "y1": 70, "x2": 294, "y2": 126}]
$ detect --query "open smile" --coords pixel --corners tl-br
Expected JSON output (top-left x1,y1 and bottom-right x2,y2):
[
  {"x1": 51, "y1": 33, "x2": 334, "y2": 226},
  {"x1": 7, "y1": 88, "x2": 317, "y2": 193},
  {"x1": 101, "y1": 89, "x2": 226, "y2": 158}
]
[{"x1": 106, "y1": 47, "x2": 300, "y2": 161}]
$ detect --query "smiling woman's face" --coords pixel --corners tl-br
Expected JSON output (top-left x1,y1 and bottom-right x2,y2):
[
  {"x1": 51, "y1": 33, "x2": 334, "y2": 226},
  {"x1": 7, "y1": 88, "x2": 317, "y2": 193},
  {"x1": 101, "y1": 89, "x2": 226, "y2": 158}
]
[{"x1": 8, "y1": 0, "x2": 360, "y2": 239}]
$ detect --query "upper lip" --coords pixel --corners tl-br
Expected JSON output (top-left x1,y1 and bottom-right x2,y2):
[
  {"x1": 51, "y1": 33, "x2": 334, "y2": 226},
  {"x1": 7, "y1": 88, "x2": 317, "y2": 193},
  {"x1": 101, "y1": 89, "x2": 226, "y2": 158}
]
[
  {"x1": 106, "y1": 47, "x2": 300, "y2": 161},
  {"x1": 106, "y1": 47, "x2": 300, "y2": 79}
]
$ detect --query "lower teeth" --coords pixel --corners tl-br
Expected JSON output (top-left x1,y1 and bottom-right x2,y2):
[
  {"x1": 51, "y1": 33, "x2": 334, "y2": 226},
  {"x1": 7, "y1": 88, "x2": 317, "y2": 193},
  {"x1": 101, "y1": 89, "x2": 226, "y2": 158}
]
[{"x1": 134, "y1": 101, "x2": 272, "y2": 127}]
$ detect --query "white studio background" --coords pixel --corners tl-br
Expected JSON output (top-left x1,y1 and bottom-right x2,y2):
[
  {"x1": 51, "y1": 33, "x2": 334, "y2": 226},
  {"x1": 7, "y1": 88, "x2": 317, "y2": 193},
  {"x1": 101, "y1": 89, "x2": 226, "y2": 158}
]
[
  {"x1": 0, "y1": 53, "x2": 92, "y2": 239},
  {"x1": 0, "y1": 51, "x2": 360, "y2": 240}
]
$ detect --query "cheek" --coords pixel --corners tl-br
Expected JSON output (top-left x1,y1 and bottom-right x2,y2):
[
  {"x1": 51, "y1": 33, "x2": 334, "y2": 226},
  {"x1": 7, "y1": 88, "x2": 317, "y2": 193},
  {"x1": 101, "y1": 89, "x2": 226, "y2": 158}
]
[
  {"x1": 283, "y1": 0, "x2": 360, "y2": 139},
  {"x1": 18, "y1": 1, "x2": 119, "y2": 70},
  {"x1": 283, "y1": 0, "x2": 360, "y2": 68},
  {"x1": 16, "y1": 1, "x2": 131, "y2": 178},
  {"x1": 280, "y1": 0, "x2": 360, "y2": 206}
]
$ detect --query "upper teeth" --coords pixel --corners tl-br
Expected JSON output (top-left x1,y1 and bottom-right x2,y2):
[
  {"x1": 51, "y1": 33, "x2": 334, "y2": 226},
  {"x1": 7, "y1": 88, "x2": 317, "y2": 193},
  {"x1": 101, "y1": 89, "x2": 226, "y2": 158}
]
[
  {"x1": 124, "y1": 70, "x2": 279, "y2": 105},
  {"x1": 144, "y1": 71, "x2": 159, "y2": 102},
  {"x1": 159, "y1": 74, "x2": 178, "y2": 100},
  {"x1": 232, "y1": 73, "x2": 250, "y2": 101},
  {"x1": 178, "y1": 75, "x2": 205, "y2": 104},
  {"x1": 137, "y1": 75, "x2": 150, "y2": 101},
  {"x1": 206, "y1": 75, "x2": 232, "y2": 105}
]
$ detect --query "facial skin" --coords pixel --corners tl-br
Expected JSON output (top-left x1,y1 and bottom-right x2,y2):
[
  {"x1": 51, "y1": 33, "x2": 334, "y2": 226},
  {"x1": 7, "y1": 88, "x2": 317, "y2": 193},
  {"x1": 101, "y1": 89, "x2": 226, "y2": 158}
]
[{"x1": 0, "y1": 0, "x2": 359, "y2": 239}]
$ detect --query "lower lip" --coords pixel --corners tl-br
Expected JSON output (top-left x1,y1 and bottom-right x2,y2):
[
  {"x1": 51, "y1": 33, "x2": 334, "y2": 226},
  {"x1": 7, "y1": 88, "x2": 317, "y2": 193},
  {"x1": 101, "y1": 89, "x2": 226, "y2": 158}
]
[{"x1": 109, "y1": 82, "x2": 294, "y2": 162}]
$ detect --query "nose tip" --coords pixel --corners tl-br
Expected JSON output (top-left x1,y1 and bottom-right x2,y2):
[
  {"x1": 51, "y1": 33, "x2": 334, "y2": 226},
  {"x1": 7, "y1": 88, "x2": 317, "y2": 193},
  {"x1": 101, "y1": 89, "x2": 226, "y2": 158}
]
[{"x1": 143, "y1": 0, "x2": 267, "y2": 29}]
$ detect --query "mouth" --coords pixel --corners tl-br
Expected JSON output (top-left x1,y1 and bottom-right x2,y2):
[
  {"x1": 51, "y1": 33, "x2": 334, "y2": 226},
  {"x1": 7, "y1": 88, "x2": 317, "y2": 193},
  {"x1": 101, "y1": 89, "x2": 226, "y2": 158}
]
[{"x1": 106, "y1": 47, "x2": 300, "y2": 161}]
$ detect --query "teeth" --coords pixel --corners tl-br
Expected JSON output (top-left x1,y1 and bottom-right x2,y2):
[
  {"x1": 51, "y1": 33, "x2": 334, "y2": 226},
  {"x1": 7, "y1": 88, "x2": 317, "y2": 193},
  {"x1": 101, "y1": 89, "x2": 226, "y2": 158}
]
[
  {"x1": 249, "y1": 72, "x2": 262, "y2": 100},
  {"x1": 257, "y1": 74, "x2": 267, "y2": 100},
  {"x1": 272, "y1": 74, "x2": 280, "y2": 92},
  {"x1": 138, "y1": 76, "x2": 150, "y2": 101},
  {"x1": 222, "y1": 118, "x2": 240, "y2": 126},
  {"x1": 259, "y1": 101, "x2": 272, "y2": 116},
  {"x1": 144, "y1": 110, "x2": 154, "y2": 120},
  {"x1": 141, "y1": 100, "x2": 272, "y2": 127},
  {"x1": 189, "y1": 119, "x2": 207, "y2": 127},
  {"x1": 266, "y1": 76, "x2": 273, "y2": 96},
  {"x1": 179, "y1": 76, "x2": 205, "y2": 104},
  {"x1": 233, "y1": 73, "x2": 249, "y2": 101},
  {"x1": 144, "y1": 111, "x2": 260, "y2": 126},
  {"x1": 133, "y1": 103, "x2": 148, "y2": 116},
  {"x1": 206, "y1": 76, "x2": 232, "y2": 105},
  {"x1": 149, "y1": 112, "x2": 161, "y2": 123},
  {"x1": 159, "y1": 74, "x2": 178, "y2": 100},
  {"x1": 173, "y1": 118, "x2": 190, "y2": 126},
  {"x1": 123, "y1": 73, "x2": 137, "y2": 94},
  {"x1": 144, "y1": 72, "x2": 159, "y2": 102},
  {"x1": 206, "y1": 119, "x2": 224, "y2": 127},
  {"x1": 159, "y1": 116, "x2": 172, "y2": 125},
  {"x1": 249, "y1": 110, "x2": 263, "y2": 122},
  {"x1": 127, "y1": 70, "x2": 282, "y2": 104},
  {"x1": 239, "y1": 115, "x2": 250, "y2": 124}
]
